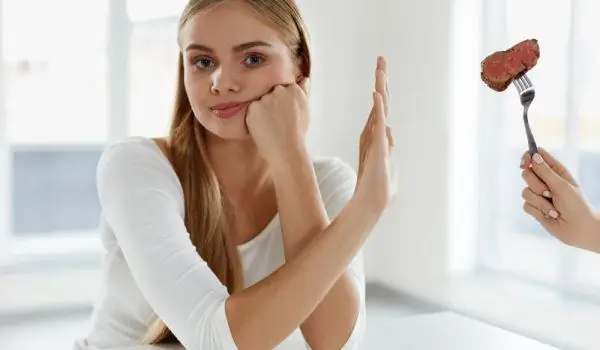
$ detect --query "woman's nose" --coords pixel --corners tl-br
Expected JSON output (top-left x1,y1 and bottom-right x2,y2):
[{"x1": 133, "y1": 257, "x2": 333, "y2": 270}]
[{"x1": 210, "y1": 67, "x2": 241, "y2": 95}]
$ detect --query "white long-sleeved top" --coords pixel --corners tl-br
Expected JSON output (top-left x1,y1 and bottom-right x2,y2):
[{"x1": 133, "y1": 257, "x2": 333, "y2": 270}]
[{"x1": 73, "y1": 136, "x2": 366, "y2": 350}]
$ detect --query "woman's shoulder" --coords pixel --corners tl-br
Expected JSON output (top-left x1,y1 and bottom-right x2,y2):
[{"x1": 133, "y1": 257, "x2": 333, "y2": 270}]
[
  {"x1": 96, "y1": 136, "x2": 180, "y2": 190},
  {"x1": 312, "y1": 156, "x2": 357, "y2": 192},
  {"x1": 98, "y1": 136, "x2": 170, "y2": 168},
  {"x1": 312, "y1": 156, "x2": 356, "y2": 179},
  {"x1": 312, "y1": 156, "x2": 357, "y2": 217}
]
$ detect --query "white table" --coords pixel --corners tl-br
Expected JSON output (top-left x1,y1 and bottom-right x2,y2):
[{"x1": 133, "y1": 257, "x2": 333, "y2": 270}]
[
  {"x1": 108, "y1": 311, "x2": 560, "y2": 350},
  {"x1": 108, "y1": 346, "x2": 183, "y2": 350},
  {"x1": 367, "y1": 311, "x2": 559, "y2": 350}
]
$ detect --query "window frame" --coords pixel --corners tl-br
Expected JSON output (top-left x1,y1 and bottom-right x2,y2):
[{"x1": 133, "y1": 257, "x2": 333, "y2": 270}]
[{"x1": 0, "y1": 0, "x2": 10, "y2": 265}]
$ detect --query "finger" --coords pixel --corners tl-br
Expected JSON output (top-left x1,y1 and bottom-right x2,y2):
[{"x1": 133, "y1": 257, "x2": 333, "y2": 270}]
[
  {"x1": 377, "y1": 55, "x2": 387, "y2": 72},
  {"x1": 266, "y1": 84, "x2": 286, "y2": 96},
  {"x1": 520, "y1": 151, "x2": 531, "y2": 169},
  {"x1": 538, "y1": 148, "x2": 577, "y2": 185},
  {"x1": 372, "y1": 91, "x2": 387, "y2": 151},
  {"x1": 386, "y1": 126, "x2": 394, "y2": 149},
  {"x1": 375, "y1": 66, "x2": 389, "y2": 117},
  {"x1": 523, "y1": 201, "x2": 548, "y2": 221},
  {"x1": 521, "y1": 187, "x2": 559, "y2": 219},
  {"x1": 523, "y1": 202, "x2": 556, "y2": 232},
  {"x1": 530, "y1": 152, "x2": 570, "y2": 192},
  {"x1": 377, "y1": 56, "x2": 391, "y2": 100},
  {"x1": 360, "y1": 89, "x2": 386, "y2": 168},
  {"x1": 376, "y1": 69, "x2": 389, "y2": 117},
  {"x1": 521, "y1": 169, "x2": 552, "y2": 198}
]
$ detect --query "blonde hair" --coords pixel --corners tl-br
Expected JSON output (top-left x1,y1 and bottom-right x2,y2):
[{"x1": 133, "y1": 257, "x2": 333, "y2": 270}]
[{"x1": 140, "y1": 0, "x2": 312, "y2": 344}]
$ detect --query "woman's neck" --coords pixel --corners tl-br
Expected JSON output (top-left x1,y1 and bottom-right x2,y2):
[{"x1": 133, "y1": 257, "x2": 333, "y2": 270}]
[{"x1": 207, "y1": 136, "x2": 272, "y2": 206}]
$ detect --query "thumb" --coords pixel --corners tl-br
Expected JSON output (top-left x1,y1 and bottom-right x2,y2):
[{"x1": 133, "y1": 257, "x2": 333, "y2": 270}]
[
  {"x1": 298, "y1": 77, "x2": 310, "y2": 95},
  {"x1": 530, "y1": 152, "x2": 569, "y2": 191}
]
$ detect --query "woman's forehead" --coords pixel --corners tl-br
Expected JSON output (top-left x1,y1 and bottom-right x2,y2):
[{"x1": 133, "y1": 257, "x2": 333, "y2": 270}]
[{"x1": 179, "y1": 1, "x2": 287, "y2": 52}]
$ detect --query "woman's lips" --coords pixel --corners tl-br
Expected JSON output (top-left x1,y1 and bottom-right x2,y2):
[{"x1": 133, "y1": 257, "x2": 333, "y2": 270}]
[{"x1": 210, "y1": 101, "x2": 250, "y2": 119}]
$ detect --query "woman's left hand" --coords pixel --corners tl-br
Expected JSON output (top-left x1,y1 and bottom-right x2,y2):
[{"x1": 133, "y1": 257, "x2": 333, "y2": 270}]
[
  {"x1": 520, "y1": 148, "x2": 600, "y2": 252},
  {"x1": 245, "y1": 79, "x2": 310, "y2": 166}
]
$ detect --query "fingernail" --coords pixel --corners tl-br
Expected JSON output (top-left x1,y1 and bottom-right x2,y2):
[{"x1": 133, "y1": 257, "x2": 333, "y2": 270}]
[
  {"x1": 533, "y1": 153, "x2": 544, "y2": 164},
  {"x1": 549, "y1": 209, "x2": 558, "y2": 219},
  {"x1": 543, "y1": 190, "x2": 552, "y2": 198},
  {"x1": 520, "y1": 157, "x2": 525, "y2": 166}
]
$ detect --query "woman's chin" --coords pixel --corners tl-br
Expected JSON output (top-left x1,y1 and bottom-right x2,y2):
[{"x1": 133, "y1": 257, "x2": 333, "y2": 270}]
[{"x1": 205, "y1": 125, "x2": 252, "y2": 142}]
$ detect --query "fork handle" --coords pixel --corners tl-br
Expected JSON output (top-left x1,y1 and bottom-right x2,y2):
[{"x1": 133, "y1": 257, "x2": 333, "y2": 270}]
[{"x1": 523, "y1": 107, "x2": 538, "y2": 155}]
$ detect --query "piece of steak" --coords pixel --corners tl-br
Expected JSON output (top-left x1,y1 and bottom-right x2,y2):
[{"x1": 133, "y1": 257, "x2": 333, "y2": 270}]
[{"x1": 480, "y1": 39, "x2": 540, "y2": 92}]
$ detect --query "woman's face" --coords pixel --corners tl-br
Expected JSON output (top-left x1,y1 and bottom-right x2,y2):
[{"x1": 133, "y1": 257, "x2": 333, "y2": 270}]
[{"x1": 179, "y1": 1, "x2": 301, "y2": 140}]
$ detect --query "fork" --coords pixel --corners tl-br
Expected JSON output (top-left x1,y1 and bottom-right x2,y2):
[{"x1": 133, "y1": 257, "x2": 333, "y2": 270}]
[{"x1": 513, "y1": 73, "x2": 538, "y2": 155}]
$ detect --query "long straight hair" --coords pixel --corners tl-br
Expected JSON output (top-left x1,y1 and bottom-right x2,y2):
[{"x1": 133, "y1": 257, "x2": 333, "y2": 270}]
[{"x1": 140, "y1": 0, "x2": 312, "y2": 344}]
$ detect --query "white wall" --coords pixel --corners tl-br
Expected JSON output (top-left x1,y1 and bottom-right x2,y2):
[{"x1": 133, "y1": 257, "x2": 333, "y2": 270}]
[{"x1": 301, "y1": 0, "x2": 457, "y2": 295}]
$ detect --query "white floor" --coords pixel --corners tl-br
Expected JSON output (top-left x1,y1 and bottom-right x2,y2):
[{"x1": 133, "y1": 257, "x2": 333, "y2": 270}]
[{"x1": 0, "y1": 283, "x2": 442, "y2": 350}]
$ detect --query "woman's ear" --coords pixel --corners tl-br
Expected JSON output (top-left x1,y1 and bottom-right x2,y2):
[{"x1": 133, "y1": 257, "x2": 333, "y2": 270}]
[{"x1": 298, "y1": 76, "x2": 310, "y2": 94}]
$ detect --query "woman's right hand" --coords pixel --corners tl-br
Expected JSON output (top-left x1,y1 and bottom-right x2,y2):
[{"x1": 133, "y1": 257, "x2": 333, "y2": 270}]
[
  {"x1": 354, "y1": 56, "x2": 397, "y2": 216},
  {"x1": 520, "y1": 148, "x2": 600, "y2": 253}
]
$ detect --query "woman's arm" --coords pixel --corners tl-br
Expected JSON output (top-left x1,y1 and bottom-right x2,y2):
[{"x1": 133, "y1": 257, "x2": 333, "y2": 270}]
[
  {"x1": 226, "y1": 189, "x2": 374, "y2": 349},
  {"x1": 268, "y1": 148, "x2": 364, "y2": 349},
  {"x1": 98, "y1": 139, "x2": 379, "y2": 350}
]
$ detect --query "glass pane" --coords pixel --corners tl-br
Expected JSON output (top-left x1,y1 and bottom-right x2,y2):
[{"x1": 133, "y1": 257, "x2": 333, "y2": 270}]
[
  {"x1": 2, "y1": 0, "x2": 109, "y2": 237},
  {"x1": 574, "y1": 0, "x2": 600, "y2": 293},
  {"x1": 502, "y1": 0, "x2": 571, "y2": 150},
  {"x1": 573, "y1": 150, "x2": 600, "y2": 291},
  {"x1": 11, "y1": 147, "x2": 103, "y2": 236},
  {"x1": 127, "y1": 0, "x2": 187, "y2": 22},
  {"x1": 574, "y1": 0, "x2": 600, "y2": 151},
  {"x1": 2, "y1": 0, "x2": 109, "y2": 145},
  {"x1": 128, "y1": 18, "x2": 179, "y2": 138}
]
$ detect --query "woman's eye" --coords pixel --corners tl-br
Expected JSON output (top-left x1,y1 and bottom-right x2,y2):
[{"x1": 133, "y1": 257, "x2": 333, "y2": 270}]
[
  {"x1": 195, "y1": 57, "x2": 215, "y2": 69},
  {"x1": 244, "y1": 55, "x2": 263, "y2": 67}
]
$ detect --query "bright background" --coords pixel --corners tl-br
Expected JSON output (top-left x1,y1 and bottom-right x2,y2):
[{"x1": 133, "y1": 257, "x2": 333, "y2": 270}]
[{"x1": 1, "y1": 0, "x2": 600, "y2": 349}]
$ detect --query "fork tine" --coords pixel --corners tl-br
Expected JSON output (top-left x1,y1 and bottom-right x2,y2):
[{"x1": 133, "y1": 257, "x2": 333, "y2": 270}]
[
  {"x1": 513, "y1": 77, "x2": 525, "y2": 92},
  {"x1": 522, "y1": 74, "x2": 533, "y2": 89},
  {"x1": 512, "y1": 79, "x2": 522, "y2": 93},
  {"x1": 520, "y1": 76, "x2": 529, "y2": 91},
  {"x1": 515, "y1": 77, "x2": 527, "y2": 93}
]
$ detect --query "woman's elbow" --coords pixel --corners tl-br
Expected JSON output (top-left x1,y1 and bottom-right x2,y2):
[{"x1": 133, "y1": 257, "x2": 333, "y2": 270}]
[
  {"x1": 185, "y1": 296, "x2": 239, "y2": 350},
  {"x1": 339, "y1": 306, "x2": 367, "y2": 350}
]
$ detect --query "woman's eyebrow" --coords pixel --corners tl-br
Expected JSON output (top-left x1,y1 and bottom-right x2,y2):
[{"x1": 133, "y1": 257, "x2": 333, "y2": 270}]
[{"x1": 185, "y1": 40, "x2": 273, "y2": 54}]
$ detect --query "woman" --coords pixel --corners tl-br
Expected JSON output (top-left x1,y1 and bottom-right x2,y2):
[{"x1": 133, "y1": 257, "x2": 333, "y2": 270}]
[
  {"x1": 520, "y1": 149, "x2": 600, "y2": 253},
  {"x1": 74, "y1": 0, "x2": 395, "y2": 349}
]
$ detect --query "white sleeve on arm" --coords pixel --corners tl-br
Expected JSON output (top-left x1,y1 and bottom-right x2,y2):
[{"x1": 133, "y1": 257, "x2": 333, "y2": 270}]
[
  {"x1": 96, "y1": 140, "x2": 238, "y2": 350},
  {"x1": 316, "y1": 158, "x2": 367, "y2": 350}
]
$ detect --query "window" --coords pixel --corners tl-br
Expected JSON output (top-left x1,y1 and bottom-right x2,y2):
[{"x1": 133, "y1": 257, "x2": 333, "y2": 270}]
[
  {"x1": 0, "y1": 0, "x2": 188, "y2": 262},
  {"x1": 4, "y1": 0, "x2": 109, "y2": 145},
  {"x1": 478, "y1": 0, "x2": 600, "y2": 303},
  {"x1": 1, "y1": 0, "x2": 110, "y2": 257},
  {"x1": 12, "y1": 148, "x2": 103, "y2": 236},
  {"x1": 128, "y1": 16, "x2": 180, "y2": 138},
  {"x1": 0, "y1": 0, "x2": 189, "y2": 313},
  {"x1": 126, "y1": 0, "x2": 187, "y2": 22}
]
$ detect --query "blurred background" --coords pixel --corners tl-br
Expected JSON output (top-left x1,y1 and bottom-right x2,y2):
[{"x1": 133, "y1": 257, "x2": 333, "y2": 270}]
[{"x1": 1, "y1": 0, "x2": 600, "y2": 349}]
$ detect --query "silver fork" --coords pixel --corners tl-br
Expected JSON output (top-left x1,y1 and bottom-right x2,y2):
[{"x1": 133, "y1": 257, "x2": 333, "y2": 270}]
[{"x1": 513, "y1": 73, "x2": 538, "y2": 154}]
